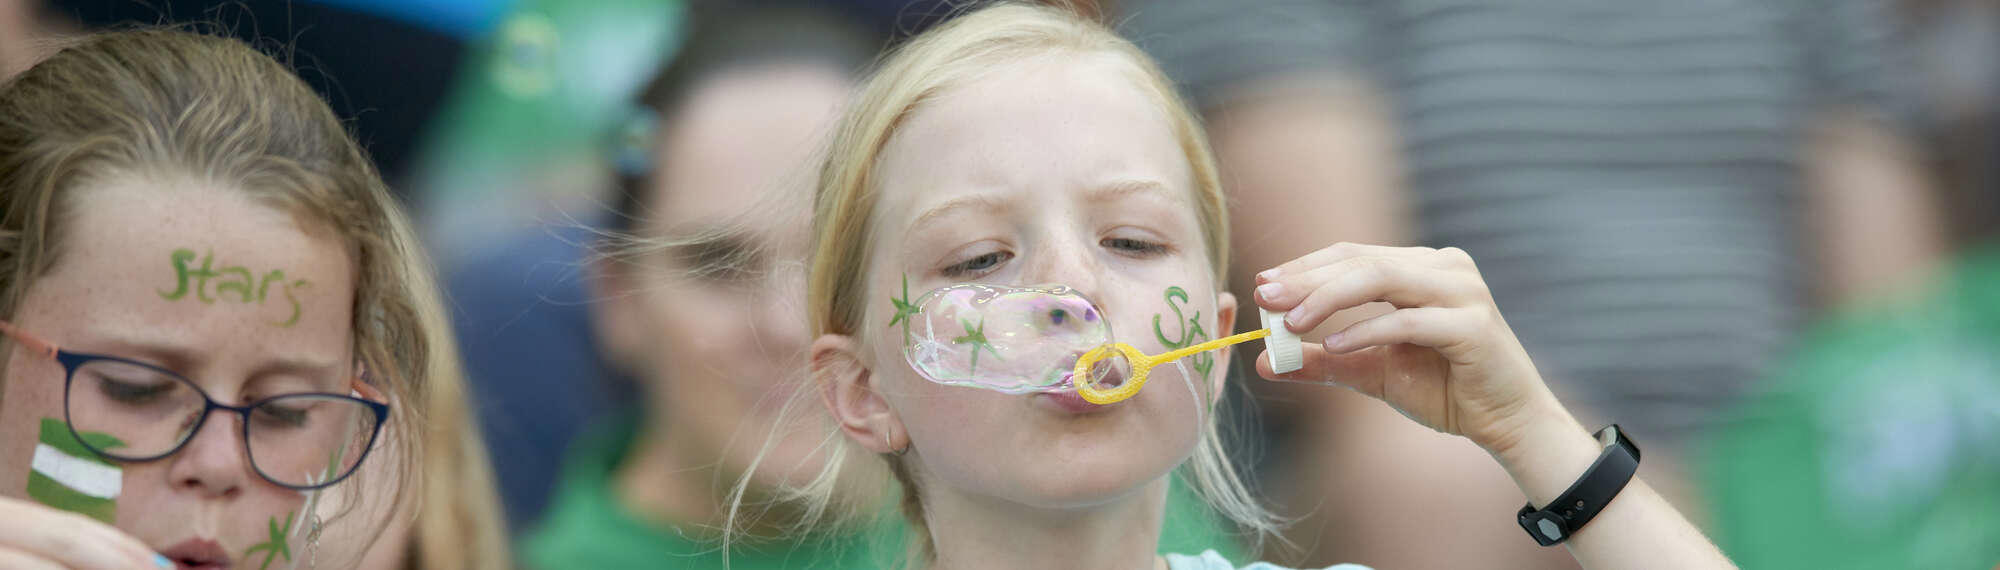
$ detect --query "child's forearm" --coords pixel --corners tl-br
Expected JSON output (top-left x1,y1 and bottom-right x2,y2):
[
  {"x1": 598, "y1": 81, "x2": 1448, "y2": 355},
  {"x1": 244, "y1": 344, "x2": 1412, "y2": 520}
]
[{"x1": 1489, "y1": 401, "x2": 1736, "y2": 569}]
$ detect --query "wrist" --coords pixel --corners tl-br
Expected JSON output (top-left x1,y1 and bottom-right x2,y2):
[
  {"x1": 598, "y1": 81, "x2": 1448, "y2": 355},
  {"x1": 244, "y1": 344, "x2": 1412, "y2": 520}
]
[{"x1": 1488, "y1": 399, "x2": 1601, "y2": 507}]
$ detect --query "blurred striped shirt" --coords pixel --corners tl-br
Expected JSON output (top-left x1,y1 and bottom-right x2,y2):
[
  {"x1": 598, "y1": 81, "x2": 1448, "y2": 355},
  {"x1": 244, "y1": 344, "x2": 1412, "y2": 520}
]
[{"x1": 1126, "y1": 0, "x2": 1911, "y2": 448}]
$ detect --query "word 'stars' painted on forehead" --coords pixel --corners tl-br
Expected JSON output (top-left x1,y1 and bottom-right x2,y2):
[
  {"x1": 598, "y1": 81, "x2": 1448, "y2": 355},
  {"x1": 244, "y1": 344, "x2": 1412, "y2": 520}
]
[{"x1": 157, "y1": 248, "x2": 312, "y2": 327}]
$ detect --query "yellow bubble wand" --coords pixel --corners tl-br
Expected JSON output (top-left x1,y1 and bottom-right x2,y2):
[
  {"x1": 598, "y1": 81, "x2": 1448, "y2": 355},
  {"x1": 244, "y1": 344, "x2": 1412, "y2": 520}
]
[{"x1": 1071, "y1": 308, "x2": 1304, "y2": 404}]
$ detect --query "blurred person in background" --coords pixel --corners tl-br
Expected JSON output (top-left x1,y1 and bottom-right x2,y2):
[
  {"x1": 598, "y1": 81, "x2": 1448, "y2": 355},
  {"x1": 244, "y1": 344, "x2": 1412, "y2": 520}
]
[
  {"x1": 1122, "y1": 0, "x2": 1946, "y2": 567},
  {"x1": 519, "y1": 3, "x2": 891, "y2": 566},
  {"x1": 1700, "y1": 240, "x2": 2000, "y2": 568},
  {"x1": 1700, "y1": 1, "x2": 2000, "y2": 566}
]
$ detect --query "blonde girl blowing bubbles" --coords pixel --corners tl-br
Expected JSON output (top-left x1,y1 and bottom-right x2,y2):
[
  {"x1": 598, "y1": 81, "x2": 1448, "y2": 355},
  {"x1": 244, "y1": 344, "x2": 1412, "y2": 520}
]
[{"x1": 740, "y1": 3, "x2": 1736, "y2": 569}]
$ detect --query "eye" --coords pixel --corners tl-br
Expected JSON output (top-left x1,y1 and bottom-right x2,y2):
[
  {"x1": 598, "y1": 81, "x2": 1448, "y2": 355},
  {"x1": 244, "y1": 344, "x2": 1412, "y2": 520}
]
[
  {"x1": 941, "y1": 250, "x2": 1013, "y2": 278},
  {"x1": 676, "y1": 238, "x2": 761, "y2": 284},
  {"x1": 88, "y1": 368, "x2": 177, "y2": 405},
  {"x1": 1102, "y1": 237, "x2": 1169, "y2": 257},
  {"x1": 253, "y1": 400, "x2": 315, "y2": 429}
]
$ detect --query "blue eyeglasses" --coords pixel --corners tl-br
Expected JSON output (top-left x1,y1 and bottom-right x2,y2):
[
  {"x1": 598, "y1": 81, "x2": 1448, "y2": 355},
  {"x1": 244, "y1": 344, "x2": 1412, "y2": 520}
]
[{"x1": 1, "y1": 321, "x2": 388, "y2": 490}]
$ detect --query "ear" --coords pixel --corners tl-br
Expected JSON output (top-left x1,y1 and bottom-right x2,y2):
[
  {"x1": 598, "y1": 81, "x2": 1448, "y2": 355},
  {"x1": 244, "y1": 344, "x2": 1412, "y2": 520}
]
[
  {"x1": 1211, "y1": 291, "x2": 1238, "y2": 400},
  {"x1": 813, "y1": 333, "x2": 907, "y2": 454},
  {"x1": 586, "y1": 253, "x2": 646, "y2": 373}
]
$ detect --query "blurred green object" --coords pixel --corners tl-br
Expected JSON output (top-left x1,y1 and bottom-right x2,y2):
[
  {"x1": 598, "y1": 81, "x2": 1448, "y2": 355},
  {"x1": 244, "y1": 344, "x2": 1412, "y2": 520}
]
[
  {"x1": 410, "y1": 0, "x2": 683, "y2": 257},
  {"x1": 1703, "y1": 247, "x2": 2000, "y2": 568},
  {"x1": 521, "y1": 413, "x2": 1251, "y2": 568}
]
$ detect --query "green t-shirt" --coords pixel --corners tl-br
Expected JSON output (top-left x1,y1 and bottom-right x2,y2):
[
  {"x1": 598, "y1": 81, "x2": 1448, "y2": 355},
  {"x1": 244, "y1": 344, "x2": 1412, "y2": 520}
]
[
  {"x1": 522, "y1": 414, "x2": 1250, "y2": 568},
  {"x1": 1701, "y1": 247, "x2": 2000, "y2": 568}
]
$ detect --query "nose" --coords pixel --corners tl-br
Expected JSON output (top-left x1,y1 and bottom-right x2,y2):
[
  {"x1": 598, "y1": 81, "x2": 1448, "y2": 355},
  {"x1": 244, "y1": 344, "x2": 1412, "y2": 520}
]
[
  {"x1": 1021, "y1": 234, "x2": 1106, "y2": 302},
  {"x1": 166, "y1": 409, "x2": 248, "y2": 499}
]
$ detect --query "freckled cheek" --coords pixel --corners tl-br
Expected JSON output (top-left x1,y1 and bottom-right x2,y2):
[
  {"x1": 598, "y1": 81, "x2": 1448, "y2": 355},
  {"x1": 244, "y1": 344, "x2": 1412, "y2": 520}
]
[
  {"x1": 896, "y1": 389, "x2": 1001, "y2": 448},
  {"x1": 0, "y1": 358, "x2": 66, "y2": 418},
  {"x1": 1099, "y1": 302, "x2": 1177, "y2": 355},
  {"x1": 0, "y1": 376, "x2": 60, "y2": 494},
  {"x1": 876, "y1": 353, "x2": 978, "y2": 409}
]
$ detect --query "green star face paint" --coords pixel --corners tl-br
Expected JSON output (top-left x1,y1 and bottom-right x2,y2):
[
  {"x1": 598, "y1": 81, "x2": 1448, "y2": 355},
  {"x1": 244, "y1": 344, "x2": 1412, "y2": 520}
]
[
  {"x1": 243, "y1": 512, "x2": 295, "y2": 570},
  {"x1": 901, "y1": 283, "x2": 1120, "y2": 393},
  {"x1": 889, "y1": 273, "x2": 923, "y2": 343},
  {"x1": 25, "y1": 417, "x2": 124, "y2": 524}
]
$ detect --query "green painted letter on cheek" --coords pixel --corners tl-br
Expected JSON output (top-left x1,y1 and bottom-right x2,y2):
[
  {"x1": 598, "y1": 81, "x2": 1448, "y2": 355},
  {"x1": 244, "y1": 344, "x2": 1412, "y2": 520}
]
[{"x1": 1152, "y1": 286, "x2": 1215, "y2": 380}]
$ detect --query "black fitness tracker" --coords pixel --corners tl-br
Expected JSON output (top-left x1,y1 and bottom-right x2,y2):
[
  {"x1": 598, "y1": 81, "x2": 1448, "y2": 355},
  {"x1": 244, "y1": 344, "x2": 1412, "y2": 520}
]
[{"x1": 1517, "y1": 424, "x2": 1640, "y2": 546}]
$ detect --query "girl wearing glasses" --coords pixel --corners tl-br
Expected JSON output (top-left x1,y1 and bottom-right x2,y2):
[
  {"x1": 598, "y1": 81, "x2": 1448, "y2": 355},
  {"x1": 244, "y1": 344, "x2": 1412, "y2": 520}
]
[{"x1": 0, "y1": 29, "x2": 504, "y2": 569}]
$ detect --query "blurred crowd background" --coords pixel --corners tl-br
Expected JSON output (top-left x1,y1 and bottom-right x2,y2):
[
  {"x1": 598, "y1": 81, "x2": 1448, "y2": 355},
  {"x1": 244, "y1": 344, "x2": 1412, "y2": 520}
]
[{"x1": 3, "y1": 0, "x2": 1995, "y2": 568}]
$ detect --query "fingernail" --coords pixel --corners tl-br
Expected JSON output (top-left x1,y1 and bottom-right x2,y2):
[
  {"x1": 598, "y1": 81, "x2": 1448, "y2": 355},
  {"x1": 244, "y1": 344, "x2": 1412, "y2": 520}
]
[
  {"x1": 156, "y1": 554, "x2": 174, "y2": 568},
  {"x1": 1322, "y1": 333, "x2": 1345, "y2": 352},
  {"x1": 1284, "y1": 307, "x2": 1304, "y2": 329},
  {"x1": 1255, "y1": 282, "x2": 1283, "y2": 302},
  {"x1": 1257, "y1": 268, "x2": 1281, "y2": 281}
]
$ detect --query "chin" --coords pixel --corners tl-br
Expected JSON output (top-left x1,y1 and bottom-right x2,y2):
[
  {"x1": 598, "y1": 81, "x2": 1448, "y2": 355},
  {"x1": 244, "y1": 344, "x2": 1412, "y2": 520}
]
[
  {"x1": 1012, "y1": 446, "x2": 1185, "y2": 509},
  {"x1": 1007, "y1": 465, "x2": 1174, "y2": 512}
]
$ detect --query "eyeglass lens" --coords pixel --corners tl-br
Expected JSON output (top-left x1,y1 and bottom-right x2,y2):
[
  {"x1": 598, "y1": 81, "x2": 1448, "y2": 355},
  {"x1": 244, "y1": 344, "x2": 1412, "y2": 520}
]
[{"x1": 65, "y1": 358, "x2": 377, "y2": 488}]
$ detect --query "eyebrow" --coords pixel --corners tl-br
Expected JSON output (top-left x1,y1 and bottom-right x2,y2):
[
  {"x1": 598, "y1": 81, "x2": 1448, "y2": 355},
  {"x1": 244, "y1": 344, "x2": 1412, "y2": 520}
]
[
  {"x1": 255, "y1": 357, "x2": 349, "y2": 382},
  {"x1": 1084, "y1": 179, "x2": 1176, "y2": 205},
  {"x1": 907, "y1": 193, "x2": 1012, "y2": 236},
  {"x1": 85, "y1": 334, "x2": 347, "y2": 381},
  {"x1": 906, "y1": 179, "x2": 1179, "y2": 231}
]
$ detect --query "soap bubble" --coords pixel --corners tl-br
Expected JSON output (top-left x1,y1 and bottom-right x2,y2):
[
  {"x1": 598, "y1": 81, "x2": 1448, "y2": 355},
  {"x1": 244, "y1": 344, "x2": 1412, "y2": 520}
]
[{"x1": 901, "y1": 283, "x2": 1130, "y2": 393}]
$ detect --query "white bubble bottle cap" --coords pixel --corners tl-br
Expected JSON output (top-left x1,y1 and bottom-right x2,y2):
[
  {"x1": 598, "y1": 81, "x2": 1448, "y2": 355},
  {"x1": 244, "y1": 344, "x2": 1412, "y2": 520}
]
[{"x1": 1259, "y1": 308, "x2": 1304, "y2": 374}]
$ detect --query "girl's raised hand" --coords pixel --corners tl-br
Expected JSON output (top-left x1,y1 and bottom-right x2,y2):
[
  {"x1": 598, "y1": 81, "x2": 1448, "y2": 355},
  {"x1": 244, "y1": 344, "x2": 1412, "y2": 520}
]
[
  {"x1": 1250, "y1": 242, "x2": 1571, "y2": 457},
  {"x1": 0, "y1": 495, "x2": 169, "y2": 569}
]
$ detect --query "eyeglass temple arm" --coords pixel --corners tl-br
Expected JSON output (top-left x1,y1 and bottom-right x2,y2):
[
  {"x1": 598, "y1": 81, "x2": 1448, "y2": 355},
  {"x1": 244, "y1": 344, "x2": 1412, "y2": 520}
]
[
  {"x1": 348, "y1": 363, "x2": 389, "y2": 403},
  {"x1": 0, "y1": 320, "x2": 58, "y2": 360}
]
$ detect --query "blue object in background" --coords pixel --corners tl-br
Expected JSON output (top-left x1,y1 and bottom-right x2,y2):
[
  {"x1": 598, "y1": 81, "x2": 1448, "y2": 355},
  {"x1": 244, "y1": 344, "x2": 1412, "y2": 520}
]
[
  {"x1": 446, "y1": 223, "x2": 631, "y2": 531},
  {"x1": 309, "y1": 0, "x2": 514, "y2": 38}
]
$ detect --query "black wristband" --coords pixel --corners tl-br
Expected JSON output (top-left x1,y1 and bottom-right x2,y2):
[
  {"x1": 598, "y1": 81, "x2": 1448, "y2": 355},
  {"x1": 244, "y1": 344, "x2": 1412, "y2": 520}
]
[{"x1": 1517, "y1": 425, "x2": 1640, "y2": 546}]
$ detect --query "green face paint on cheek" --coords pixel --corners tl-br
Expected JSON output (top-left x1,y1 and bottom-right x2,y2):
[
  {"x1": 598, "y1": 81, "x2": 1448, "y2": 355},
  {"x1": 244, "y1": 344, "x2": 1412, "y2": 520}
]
[
  {"x1": 244, "y1": 512, "x2": 295, "y2": 570},
  {"x1": 25, "y1": 418, "x2": 123, "y2": 524},
  {"x1": 156, "y1": 248, "x2": 311, "y2": 328},
  {"x1": 1152, "y1": 286, "x2": 1215, "y2": 380},
  {"x1": 888, "y1": 273, "x2": 922, "y2": 342},
  {"x1": 952, "y1": 316, "x2": 1001, "y2": 374}
]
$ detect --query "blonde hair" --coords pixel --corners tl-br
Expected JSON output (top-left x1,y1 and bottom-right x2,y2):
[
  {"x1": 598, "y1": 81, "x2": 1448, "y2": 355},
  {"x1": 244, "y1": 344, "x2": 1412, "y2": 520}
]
[
  {"x1": 0, "y1": 29, "x2": 509, "y2": 568},
  {"x1": 738, "y1": 2, "x2": 1276, "y2": 565}
]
